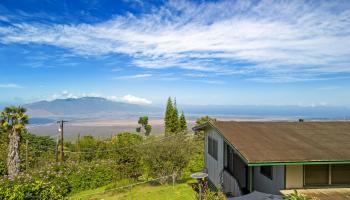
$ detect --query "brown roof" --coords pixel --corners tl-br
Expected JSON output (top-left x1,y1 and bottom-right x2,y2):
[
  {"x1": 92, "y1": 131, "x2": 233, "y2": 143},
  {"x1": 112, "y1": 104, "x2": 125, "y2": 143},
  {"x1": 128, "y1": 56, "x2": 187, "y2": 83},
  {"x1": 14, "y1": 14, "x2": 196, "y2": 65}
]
[{"x1": 209, "y1": 121, "x2": 350, "y2": 164}]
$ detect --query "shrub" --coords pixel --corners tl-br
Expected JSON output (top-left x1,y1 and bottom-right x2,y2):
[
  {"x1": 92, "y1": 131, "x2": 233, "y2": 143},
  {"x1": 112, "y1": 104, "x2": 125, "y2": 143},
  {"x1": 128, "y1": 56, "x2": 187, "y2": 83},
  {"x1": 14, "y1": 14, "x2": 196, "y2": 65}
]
[
  {"x1": 284, "y1": 190, "x2": 311, "y2": 200},
  {"x1": 0, "y1": 174, "x2": 67, "y2": 200},
  {"x1": 67, "y1": 160, "x2": 116, "y2": 193},
  {"x1": 143, "y1": 134, "x2": 193, "y2": 182},
  {"x1": 0, "y1": 160, "x2": 6, "y2": 176}
]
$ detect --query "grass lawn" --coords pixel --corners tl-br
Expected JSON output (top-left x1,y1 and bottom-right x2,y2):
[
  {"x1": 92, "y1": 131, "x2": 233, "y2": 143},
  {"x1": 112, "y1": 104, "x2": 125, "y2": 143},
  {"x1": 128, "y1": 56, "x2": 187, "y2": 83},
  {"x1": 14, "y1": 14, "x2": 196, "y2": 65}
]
[{"x1": 70, "y1": 180, "x2": 197, "y2": 200}]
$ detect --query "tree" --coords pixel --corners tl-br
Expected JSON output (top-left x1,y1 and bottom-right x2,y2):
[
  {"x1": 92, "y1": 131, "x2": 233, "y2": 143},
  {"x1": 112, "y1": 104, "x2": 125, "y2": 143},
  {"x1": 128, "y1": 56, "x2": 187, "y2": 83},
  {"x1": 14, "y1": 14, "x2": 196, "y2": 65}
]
[
  {"x1": 144, "y1": 124, "x2": 152, "y2": 136},
  {"x1": 195, "y1": 116, "x2": 216, "y2": 139},
  {"x1": 165, "y1": 97, "x2": 185, "y2": 135},
  {"x1": 0, "y1": 106, "x2": 28, "y2": 177},
  {"x1": 178, "y1": 111, "x2": 187, "y2": 133},
  {"x1": 143, "y1": 134, "x2": 192, "y2": 182},
  {"x1": 111, "y1": 132, "x2": 143, "y2": 179},
  {"x1": 170, "y1": 98, "x2": 179, "y2": 133},
  {"x1": 164, "y1": 97, "x2": 174, "y2": 135},
  {"x1": 136, "y1": 116, "x2": 152, "y2": 136},
  {"x1": 77, "y1": 135, "x2": 96, "y2": 161}
]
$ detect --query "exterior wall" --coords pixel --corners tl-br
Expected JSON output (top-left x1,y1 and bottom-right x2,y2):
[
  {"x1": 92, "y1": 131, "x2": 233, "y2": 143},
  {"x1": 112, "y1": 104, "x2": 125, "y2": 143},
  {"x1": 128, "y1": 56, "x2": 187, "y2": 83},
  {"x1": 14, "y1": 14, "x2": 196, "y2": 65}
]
[
  {"x1": 285, "y1": 165, "x2": 303, "y2": 189},
  {"x1": 205, "y1": 127, "x2": 224, "y2": 188},
  {"x1": 253, "y1": 166, "x2": 285, "y2": 195},
  {"x1": 233, "y1": 153, "x2": 246, "y2": 188}
]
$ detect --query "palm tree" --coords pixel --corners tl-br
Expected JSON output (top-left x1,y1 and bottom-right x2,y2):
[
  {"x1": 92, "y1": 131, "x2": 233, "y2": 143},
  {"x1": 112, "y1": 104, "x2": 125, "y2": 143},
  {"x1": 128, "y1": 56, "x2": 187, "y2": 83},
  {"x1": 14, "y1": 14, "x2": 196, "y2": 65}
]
[{"x1": 0, "y1": 106, "x2": 28, "y2": 177}]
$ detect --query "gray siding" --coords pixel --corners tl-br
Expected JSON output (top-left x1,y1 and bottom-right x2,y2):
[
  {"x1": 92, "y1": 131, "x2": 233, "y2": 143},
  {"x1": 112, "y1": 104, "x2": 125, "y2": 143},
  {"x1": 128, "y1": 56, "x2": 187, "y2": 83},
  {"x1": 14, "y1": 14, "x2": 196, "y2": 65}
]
[
  {"x1": 205, "y1": 127, "x2": 224, "y2": 188},
  {"x1": 253, "y1": 166, "x2": 285, "y2": 194}
]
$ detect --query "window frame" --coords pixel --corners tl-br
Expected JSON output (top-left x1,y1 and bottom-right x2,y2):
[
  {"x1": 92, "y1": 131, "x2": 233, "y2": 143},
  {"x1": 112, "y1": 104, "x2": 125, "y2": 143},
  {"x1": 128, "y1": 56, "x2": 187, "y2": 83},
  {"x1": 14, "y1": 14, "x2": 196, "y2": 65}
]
[
  {"x1": 260, "y1": 166, "x2": 273, "y2": 180},
  {"x1": 208, "y1": 136, "x2": 218, "y2": 160}
]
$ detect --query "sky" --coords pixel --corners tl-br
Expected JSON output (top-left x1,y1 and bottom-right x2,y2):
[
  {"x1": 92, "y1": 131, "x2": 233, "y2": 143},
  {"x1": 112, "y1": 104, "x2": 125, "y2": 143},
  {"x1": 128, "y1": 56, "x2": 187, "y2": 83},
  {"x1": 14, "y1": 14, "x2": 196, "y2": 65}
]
[{"x1": 0, "y1": 0, "x2": 350, "y2": 106}]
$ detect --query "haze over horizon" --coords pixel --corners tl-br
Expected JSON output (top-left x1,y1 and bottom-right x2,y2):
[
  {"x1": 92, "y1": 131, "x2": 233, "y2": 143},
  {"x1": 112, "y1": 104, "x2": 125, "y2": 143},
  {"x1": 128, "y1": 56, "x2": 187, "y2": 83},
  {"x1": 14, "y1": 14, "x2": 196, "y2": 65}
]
[{"x1": 1, "y1": 0, "x2": 350, "y2": 107}]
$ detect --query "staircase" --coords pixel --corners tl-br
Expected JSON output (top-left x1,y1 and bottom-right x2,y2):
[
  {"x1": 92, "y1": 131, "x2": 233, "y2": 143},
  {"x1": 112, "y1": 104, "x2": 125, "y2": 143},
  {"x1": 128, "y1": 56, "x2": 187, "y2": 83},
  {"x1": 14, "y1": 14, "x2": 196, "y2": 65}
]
[{"x1": 220, "y1": 169, "x2": 242, "y2": 197}]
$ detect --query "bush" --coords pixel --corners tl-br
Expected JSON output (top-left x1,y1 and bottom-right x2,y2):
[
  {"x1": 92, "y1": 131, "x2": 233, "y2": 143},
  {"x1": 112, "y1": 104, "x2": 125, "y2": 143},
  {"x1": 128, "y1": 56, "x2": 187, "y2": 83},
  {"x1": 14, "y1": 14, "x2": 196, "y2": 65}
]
[
  {"x1": 0, "y1": 174, "x2": 66, "y2": 200},
  {"x1": 67, "y1": 160, "x2": 117, "y2": 193},
  {"x1": 0, "y1": 160, "x2": 6, "y2": 176},
  {"x1": 143, "y1": 134, "x2": 193, "y2": 182}
]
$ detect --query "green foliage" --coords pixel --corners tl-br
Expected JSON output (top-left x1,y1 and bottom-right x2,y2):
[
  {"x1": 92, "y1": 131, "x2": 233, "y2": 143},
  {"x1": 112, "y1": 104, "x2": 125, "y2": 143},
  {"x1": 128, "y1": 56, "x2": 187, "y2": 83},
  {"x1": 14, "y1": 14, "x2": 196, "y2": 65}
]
[
  {"x1": 195, "y1": 116, "x2": 217, "y2": 139},
  {"x1": 0, "y1": 106, "x2": 29, "y2": 132},
  {"x1": 68, "y1": 160, "x2": 116, "y2": 193},
  {"x1": 284, "y1": 190, "x2": 311, "y2": 200},
  {"x1": 165, "y1": 97, "x2": 188, "y2": 135},
  {"x1": 77, "y1": 135, "x2": 97, "y2": 161},
  {"x1": 112, "y1": 132, "x2": 143, "y2": 179},
  {"x1": 0, "y1": 160, "x2": 6, "y2": 176},
  {"x1": 137, "y1": 116, "x2": 152, "y2": 136},
  {"x1": 182, "y1": 141, "x2": 204, "y2": 179},
  {"x1": 144, "y1": 124, "x2": 152, "y2": 136},
  {"x1": 1, "y1": 106, "x2": 29, "y2": 177},
  {"x1": 179, "y1": 111, "x2": 187, "y2": 133},
  {"x1": 0, "y1": 179, "x2": 65, "y2": 200},
  {"x1": 143, "y1": 134, "x2": 193, "y2": 181},
  {"x1": 0, "y1": 164, "x2": 70, "y2": 200},
  {"x1": 165, "y1": 97, "x2": 175, "y2": 135},
  {"x1": 171, "y1": 98, "x2": 179, "y2": 133},
  {"x1": 201, "y1": 190, "x2": 227, "y2": 200},
  {"x1": 138, "y1": 116, "x2": 149, "y2": 126}
]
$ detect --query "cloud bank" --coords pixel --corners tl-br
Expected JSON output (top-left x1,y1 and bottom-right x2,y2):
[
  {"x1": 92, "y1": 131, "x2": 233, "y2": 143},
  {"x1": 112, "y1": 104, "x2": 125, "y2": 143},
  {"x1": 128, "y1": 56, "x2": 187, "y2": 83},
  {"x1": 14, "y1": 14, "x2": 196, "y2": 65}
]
[{"x1": 1, "y1": 0, "x2": 350, "y2": 82}]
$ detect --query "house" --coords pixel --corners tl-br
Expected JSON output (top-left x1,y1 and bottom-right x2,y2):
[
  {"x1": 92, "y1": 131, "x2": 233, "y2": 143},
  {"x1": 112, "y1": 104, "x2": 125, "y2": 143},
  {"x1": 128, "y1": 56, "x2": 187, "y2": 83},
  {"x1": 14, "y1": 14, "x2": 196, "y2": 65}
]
[{"x1": 193, "y1": 121, "x2": 350, "y2": 198}]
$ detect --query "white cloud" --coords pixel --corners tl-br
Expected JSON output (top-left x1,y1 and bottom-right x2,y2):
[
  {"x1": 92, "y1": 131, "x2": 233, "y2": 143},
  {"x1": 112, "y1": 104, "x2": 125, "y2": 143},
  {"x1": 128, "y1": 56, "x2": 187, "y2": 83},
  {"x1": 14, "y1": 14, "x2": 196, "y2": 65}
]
[
  {"x1": 1, "y1": 0, "x2": 350, "y2": 81},
  {"x1": 114, "y1": 74, "x2": 152, "y2": 80},
  {"x1": 50, "y1": 90, "x2": 77, "y2": 99},
  {"x1": 0, "y1": 83, "x2": 22, "y2": 88},
  {"x1": 121, "y1": 94, "x2": 152, "y2": 105},
  {"x1": 48, "y1": 91, "x2": 152, "y2": 105}
]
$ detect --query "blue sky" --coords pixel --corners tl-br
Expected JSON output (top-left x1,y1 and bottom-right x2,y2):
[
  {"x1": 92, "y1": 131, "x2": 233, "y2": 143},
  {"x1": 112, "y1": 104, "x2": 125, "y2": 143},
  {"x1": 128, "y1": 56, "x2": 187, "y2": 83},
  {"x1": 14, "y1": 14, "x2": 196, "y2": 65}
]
[{"x1": 0, "y1": 0, "x2": 350, "y2": 106}]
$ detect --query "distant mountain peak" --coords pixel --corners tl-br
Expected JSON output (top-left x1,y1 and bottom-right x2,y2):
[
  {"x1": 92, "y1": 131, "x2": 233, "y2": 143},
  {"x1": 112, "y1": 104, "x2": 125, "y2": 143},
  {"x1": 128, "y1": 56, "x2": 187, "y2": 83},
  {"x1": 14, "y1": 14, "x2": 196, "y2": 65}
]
[{"x1": 24, "y1": 96, "x2": 160, "y2": 117}]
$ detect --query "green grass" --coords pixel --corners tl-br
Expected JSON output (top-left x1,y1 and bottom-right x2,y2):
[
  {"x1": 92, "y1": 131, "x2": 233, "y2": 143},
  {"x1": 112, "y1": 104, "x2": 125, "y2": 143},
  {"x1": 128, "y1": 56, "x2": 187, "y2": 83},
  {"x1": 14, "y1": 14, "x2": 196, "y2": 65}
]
[{"x1": 69, "y1": 180, "x2": 197, "y2": 200}]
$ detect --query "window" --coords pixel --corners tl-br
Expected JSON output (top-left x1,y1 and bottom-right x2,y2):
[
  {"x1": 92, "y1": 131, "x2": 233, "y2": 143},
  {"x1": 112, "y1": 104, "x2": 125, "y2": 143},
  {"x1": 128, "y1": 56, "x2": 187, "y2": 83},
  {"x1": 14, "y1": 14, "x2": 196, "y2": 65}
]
[
  {"x1": 225, "y1": 143, "x2": 234, "y2": 175},
  {"x1": 304, "y1": 164, "x2": 350, "y2": 186},
  {"x1": 331, "y1": 164, "x2": 350, "y2": 185},
  {"x1": 208, "y1": 136, "x2": 218, "y2": 160},
  {"x1": 260, "y1": 166, "x2": 273, "y2": 180},
  {"x1": 305, "y1": 165, "x2": 329, "y2": 186}
]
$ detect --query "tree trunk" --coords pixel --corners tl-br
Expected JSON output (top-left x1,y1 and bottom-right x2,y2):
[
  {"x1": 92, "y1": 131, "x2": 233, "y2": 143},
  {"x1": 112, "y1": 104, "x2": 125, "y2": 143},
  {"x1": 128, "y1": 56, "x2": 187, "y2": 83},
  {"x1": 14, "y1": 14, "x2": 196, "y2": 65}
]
[{"x1": 7, "y1": 128, "x2": 20, "y2": 177}]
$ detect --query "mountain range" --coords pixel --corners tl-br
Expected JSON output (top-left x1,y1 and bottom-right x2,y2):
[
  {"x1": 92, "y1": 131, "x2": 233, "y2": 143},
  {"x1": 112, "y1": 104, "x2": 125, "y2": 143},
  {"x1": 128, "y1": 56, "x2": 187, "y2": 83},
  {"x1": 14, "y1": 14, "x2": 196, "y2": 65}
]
[
  {"x1": 24, "y1": 97, "x2": 161, "y2": 119},
  {"x1": 21, "y1": 96, "x2": 350, "y2": 121}
]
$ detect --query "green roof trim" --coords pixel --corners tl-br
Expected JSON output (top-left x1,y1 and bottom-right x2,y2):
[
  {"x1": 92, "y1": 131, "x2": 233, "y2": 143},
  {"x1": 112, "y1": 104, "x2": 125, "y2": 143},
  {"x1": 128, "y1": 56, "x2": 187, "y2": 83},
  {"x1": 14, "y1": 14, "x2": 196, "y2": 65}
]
[{"x1": 248, "y1": 160, "x2": 350, "y2": 166}]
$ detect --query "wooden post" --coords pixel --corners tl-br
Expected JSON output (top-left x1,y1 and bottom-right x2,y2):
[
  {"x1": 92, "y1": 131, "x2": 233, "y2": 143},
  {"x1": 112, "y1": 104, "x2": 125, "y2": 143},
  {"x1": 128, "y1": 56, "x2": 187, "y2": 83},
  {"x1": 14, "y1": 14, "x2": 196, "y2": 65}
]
[
  {"x1": 55, "y1": 138, "x2": 59, "y2": 162},
  {"x1": 25, "y1": 140, "x2": 29, "y2": 171},
  {"x1": 57, "y1": 120, "x2": 68, "y2": 163},
  {"x1": 130, "y1": 185, "x2": 132, "y2": 200},
  {"x1": 248, "y1": 166, "x2": 253, "y2": 192},
  {"x1": 173, "y1": 174, "x2": 175, "y2": 189},
  {"x1": 60, "y1": 122, "x2": 64, "y2": 162}
]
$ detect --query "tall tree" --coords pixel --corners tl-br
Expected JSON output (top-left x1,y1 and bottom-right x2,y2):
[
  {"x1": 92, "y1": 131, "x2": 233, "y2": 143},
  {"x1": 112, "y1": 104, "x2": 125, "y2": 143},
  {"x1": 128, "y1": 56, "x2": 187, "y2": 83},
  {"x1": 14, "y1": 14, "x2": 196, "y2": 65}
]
[
  {"x1": 170, "y1": 98, "x2": 179, "y2": 134},
  {"x1": 0, "y1": 106, "x2": 28, "y2": 177},
  {"x1": 164, "y1": 97, "x2": 174, "y2": 135},
  {"x1": 179, "y1": 111, "x2": 187, "y2": 133}
]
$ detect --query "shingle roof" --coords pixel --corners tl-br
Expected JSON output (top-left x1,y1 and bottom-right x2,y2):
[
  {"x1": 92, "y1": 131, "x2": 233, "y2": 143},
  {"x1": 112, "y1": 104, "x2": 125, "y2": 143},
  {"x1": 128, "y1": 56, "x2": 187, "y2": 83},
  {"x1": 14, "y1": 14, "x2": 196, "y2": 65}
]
[{"x1": 206, "y1": 121, "x2": 350, "y2": 165}]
